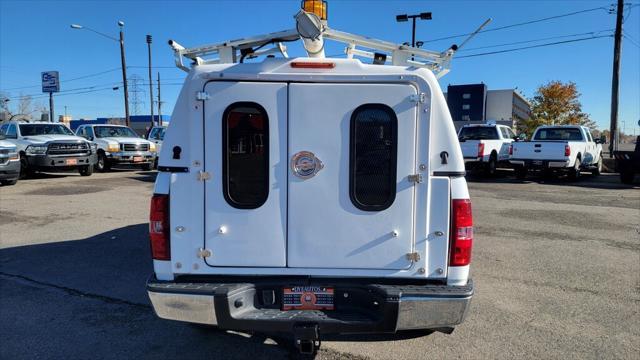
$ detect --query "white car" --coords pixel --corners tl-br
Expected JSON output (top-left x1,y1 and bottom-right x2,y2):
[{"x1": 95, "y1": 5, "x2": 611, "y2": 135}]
[
  {"x1": 510, "y1": 125, "x2": 603, "y2": 180},
  {"x1": 146, "y1": 126, "x2": 166, "y2": 168},
  {"x1": 146, "y1": 7, "x2": 474, "y2": 354},
  {"x1": 75, "y1": 124, "x2": 157, "y2": 171},
  {"x1": 0, "y1": 121, "x2": 96, "y2": 178},
  {"x1": 458, "y1": 124, "x2": 516, "y2": 176}
]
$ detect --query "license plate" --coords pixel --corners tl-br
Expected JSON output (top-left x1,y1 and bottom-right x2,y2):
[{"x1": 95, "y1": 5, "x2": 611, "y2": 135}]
[
  {"x1": 533, "y1": 160, "x2": 542, "y2": 165},
  {"x1": 65, "y1": 158, "x2": 77, "y2": 165},
  {"x1": 283, "y1": 286, "x2": 334, "y2": 310},
  {"x1": 133, "y1": 156, "x2": 143, "y2": 163}
]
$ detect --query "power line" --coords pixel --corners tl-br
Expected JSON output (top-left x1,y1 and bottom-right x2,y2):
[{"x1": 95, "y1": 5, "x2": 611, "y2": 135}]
[
  {"x1": 459, "y1": 29, "x2": 614, "y2": 52},
  {"x1": 455, "y1": 35, "x2": 612, "y2": 59},
  {"x1": 624, "y1": 33, "x2": 640, "y2": 48},
  {"x1": 422, "y1": 5, "x2": 610, "y2": 44}
]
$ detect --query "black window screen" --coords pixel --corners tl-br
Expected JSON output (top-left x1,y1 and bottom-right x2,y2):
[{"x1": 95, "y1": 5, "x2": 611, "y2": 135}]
[
  {"x1": 350, "y1": 104, "x2": 398, "y2": 211},
  {"x1": 222, "y1": 102, "x2": 269, "y2": 209}
]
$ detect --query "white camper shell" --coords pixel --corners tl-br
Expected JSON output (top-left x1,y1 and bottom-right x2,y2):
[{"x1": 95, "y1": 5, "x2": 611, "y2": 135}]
[{"x1": 147, "y1": 8, "x2": 476, "y2": 353}]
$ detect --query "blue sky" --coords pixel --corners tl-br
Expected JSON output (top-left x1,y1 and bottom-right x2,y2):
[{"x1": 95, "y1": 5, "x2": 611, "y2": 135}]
[{"x1": 1, "y1": 0, "x2": 639, "y2": 133}]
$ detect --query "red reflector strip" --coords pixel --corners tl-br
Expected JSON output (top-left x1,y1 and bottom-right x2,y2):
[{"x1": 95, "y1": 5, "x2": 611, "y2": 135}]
[
  {"x1": 477, "y1": 143, "x2": 485, "y2": 158},
  {"x1": 290, "y1": 61, "x2": 335, "y2": 69},
  {"x1": 149, "y1": 194, "x2": 170, "y2": 260}
]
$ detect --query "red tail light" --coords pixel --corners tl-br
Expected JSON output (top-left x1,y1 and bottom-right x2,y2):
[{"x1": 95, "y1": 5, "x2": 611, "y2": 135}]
[
  {"x1": 149, "y1": 194, "x2": 170, "y2": 260},
  {"x1": 564, "y1": 144, "x2": 571, "y2": 157},
  {"x1": 450, "y1": 199, "x2": 473, "y2": 266},
  {"x1": 508, "y1": 144, "x2": 513, "y2": 156},
  {"x1": 477, "y1": 143, "x2": 485, "y2": 158}
]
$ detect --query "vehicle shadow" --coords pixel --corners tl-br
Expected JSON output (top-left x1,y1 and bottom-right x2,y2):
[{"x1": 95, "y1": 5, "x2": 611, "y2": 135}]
[
  {"x1": 0, "y1": 224, "x2": 310, "y2": 359},
  {"x1": 128, "y1": 171, "x2": 158, "y2": 183}
]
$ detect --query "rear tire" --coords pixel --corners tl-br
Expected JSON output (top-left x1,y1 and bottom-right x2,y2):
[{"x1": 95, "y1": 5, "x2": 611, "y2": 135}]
[
  {"x1": 79, "y1": 164, "x2": 94, "y2": 176},
  {"x1": 592, "y1": 156, "x2": 602, "y2": 176},
  {"x1": 515, "y1": 166, "x2": 527, "y2": 180},
  {"x1": 485, "y1": 154, "x2": 497, "y2": 177},
  {"x1": 568, "y1": 158, "x2": 581, "y2": 181},
  {"x1": 141, "y1": 163, "x2": 153, "y2": 171},
  {"x1": 0, "y1": 179, "x2": 18, "y2": 186}
]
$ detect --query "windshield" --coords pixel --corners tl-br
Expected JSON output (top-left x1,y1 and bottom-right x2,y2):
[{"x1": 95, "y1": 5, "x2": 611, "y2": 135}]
[
  {"x1": 19, "y1": 124, "x2": 75, "y2": 136},
  {"x1": 94, "y1": 126, "x2": 138, "y2": 138},
  {"x1": 534, "y1": 128, "x2": 583, "y2": 141},
  {"x1": 458, "y1": 127, "x2": 499, "y2": 140},
  {"x1": 149, "y1": 127, "x2": 165, "y2": 140}
]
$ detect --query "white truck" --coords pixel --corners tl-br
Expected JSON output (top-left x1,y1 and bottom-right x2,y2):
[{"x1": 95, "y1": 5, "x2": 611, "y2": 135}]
[
  {"x1": 147, "y1": 5, "x2": 482, "y2": 354},
  {"x1": 0, "y1": 138, "x2": 20, "y2": 185},
  {"x1": 0, "y1": 121, "x2": 97, "y2": 178},
  {"x1": 75, "y1": 124, "x2": 156, "y2": 171},
  {"x1": 510, "y1": 125, "x2": 603, "y2": 180},
  {"x1": 458, "y1": 123, "x2": 516, "y2": 176}
]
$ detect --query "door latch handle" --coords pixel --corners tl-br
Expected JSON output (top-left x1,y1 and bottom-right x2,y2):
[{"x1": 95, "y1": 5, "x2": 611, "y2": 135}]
[{"x1": 440, "y1": 151, "x2": 449, "y2": 165}]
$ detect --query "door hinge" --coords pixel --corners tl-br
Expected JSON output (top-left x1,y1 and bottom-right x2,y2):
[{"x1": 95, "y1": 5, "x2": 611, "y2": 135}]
[
  {"x1": 197, "y1": 170, "x2": 211, "y2": 181},
  {"x1": 408, "y1": 174, "x2": 423, "y2": 184},
  {"x1": 197, "y1": 248, "x2": 212, "y2": 258},
  {"x1": 406, "y1": 252, "x2": 421, "y2": 262},
  {"x1": 196, "y1": 91, "x2": 210, "y2": 101},
  {"x1": 409, "y1": 92, "x2": 426, "y2": 104}
]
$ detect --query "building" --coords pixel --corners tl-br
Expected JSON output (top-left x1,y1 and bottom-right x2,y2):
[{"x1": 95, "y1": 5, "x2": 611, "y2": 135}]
[
  {"x1": 69, "y1": 115, "x2": 170, "y2": 136},
  {"x1": 444, "y1": 84, "x2": 531, "y2": 132}
]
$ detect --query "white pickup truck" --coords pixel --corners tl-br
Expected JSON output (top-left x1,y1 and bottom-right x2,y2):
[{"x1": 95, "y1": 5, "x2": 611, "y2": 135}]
[
  {"x1": 0, "y1": 121, "x2": 97, "y2": 178},
  {"x1": 146, "y1": 6, "x2": 474, "y2": 355},
  {"x1": 510, "y1": 125, "x2": 603, "y2": 180},
  {"x1": 458, "y1": 124, "x2": 516, "y2": 175},
  {"x1": 75, "y1": 124, "x2": 156, "y2": 171}
]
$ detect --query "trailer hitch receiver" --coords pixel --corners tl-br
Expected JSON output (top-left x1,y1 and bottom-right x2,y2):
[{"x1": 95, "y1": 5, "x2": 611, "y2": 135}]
[{"x1": 294, "y1": 323, "x2": 321, "y2": 354}]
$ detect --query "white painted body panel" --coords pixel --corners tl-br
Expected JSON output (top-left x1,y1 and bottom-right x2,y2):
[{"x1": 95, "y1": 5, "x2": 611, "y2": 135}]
[{"x1": 153, "y1": 58, "x2": 470, "y2": 282}]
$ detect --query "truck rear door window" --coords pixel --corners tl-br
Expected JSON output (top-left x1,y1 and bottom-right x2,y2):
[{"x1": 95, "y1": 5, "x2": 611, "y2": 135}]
[
  {"x1": 222, "y1": 102, "x2": 269, "y2": 209},
  {"x1": 534, "y1": 128, "x2": 583, "y2": 141},
  {"x1": 458, "y1": 126, "x2": 499, "y2": 140},
  {"x1": 349, "y1": 104, "x2": 397, "y2": 211}
]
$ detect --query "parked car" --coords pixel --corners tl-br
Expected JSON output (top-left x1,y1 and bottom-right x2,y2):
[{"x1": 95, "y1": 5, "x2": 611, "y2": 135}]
[
  {"x1": 458, "y1": 123, "x2": 516, "y2": 176},
  {"x1": 510, "y1": 125, "x2": 603, "y2": 180},
  {"x1": 0, "y1": 121, "x2": 97, "y2": 178},
  {"x1": 614, "y1": 135, "x2": 640, "y2": 184},
  {"x1": 0, "y1": 137, "x2": 20, "y2": 185},
  {"x1": 146, "y1": 126, "x2": 166, "y2": 168},
  {"x1": 146, "y1": 8, "x2": 474, "y2": 355},
  {"x1": 75, "y1": 124, "x2": 156, "y2": 171}
]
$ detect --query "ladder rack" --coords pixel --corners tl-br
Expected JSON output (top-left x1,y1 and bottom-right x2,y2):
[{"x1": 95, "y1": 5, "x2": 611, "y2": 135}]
[{"x1": 168, "y1": 12, "x2": 490, "y2": 79}]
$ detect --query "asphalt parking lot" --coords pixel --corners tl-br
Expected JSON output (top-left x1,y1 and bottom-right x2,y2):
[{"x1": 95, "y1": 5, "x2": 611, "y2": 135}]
[{"x1": 1, "y1": 169, "x2": 638, "y2": 359}]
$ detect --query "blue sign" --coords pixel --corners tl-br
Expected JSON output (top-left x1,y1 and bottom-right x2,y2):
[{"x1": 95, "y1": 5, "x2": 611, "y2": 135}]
[{"x1": 42, "y1": 71, "x2": 60, "y2": 93}]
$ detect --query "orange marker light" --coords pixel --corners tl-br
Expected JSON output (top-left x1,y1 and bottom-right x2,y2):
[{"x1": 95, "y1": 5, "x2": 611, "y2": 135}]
[{"x1": 301, "y1": 0, "x2": 328, "y2": 20}]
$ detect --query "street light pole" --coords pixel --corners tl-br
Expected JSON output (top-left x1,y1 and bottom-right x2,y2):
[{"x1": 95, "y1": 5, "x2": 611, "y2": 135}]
[
  {"x1": 395, "y1": 12, "x2": 432, "y2": 60},
  {"x1": 146, "y1": 35, "x2": 154, "y2": 129},
  {"x1": 70, "y1": 21, "x2": 130, "y2": 127},
  {"x1": 118, "y1": 21, "x2": 130, "y2": 127}
]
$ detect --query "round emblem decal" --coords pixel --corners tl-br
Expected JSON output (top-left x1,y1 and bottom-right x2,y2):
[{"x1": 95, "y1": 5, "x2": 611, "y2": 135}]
[{"x1": 291, "y1": 151, "x2": 324, "y2": 179}]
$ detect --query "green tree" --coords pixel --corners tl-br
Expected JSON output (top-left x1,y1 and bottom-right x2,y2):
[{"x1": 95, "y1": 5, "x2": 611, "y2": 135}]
[{"x1": 519, "y1": 81, "x2": 595, "y2": 136}]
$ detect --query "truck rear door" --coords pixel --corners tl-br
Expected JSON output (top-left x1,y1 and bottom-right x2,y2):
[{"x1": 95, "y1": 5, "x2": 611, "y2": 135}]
[
  {"x1": 287, "y1": 83, "x2": 418, "y2": 270},
  {"x1": 203, "y1": 82, "x2": 288, "y2": 267}
]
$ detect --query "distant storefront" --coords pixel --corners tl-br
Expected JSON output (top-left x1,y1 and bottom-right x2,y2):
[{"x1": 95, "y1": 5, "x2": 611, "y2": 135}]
[{"x1": 70, "y1": 115, "x2": 170, "y2": 135}]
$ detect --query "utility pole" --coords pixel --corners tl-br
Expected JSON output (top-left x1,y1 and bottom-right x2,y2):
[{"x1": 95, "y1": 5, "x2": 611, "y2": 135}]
[
  {"x1": 119, "y1": 21, "x2": 131, "y2": 127},
  {"x1": 609, "y1": 0, "x2": 623, "y2": 157},
  {"x1": 157, "y1": 72, "x2": 162, "y2": 124},
  {"x1": 146, "y1": 35, "x2": 154, "y2": 128}
]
